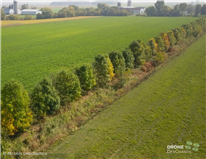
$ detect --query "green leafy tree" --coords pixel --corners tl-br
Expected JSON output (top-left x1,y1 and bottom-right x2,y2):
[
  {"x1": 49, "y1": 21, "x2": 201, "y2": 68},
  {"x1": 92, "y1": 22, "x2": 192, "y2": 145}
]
[
  {"x1": 109, "y1": 51, "x2": 126, "y2": 77},
  {"x1": 7, "y1": 14, "x2": 19, "y2": 20},
  {"x1": 182, "y1": 23, "x2": 193, "y2": 37},
  {"x1": 179, "y1": 3, "x2": 187, "y2": 16},
  {"x1": 172, "y1": 28, "x2": 182, "y2": 43},
  {"x1": 75, "y1": 64, "x2": 96, "y2": 91},
  {"x1": 93, "y1": 55, "x2": 114, "y2": 87},
  {"x1": 155, "y1": 0, "x2": 165, "y2": 16},
  {"x1": 145, "y1": 6, "x2": 157, "y2": 16},
  {"x1": 1, "y1": 79, "x2": 33, "y2": 135},
  {"x1": 201, "y1": 4, "x2": 206, "y2": 15},
  {"x1": 194, "y1": 4, "x2": 201, "y2": 16},
  {"x1": 167, "y1": 31, "x2": 176, "y2": 46},
  {"x1": 187, "y1": 4, "x2": 196, "y2": 15},
  {"x1": 170, "y1": 4, "x2": 181, "y2": 16},
  {"x1": 160, "y1": 32, "x2": 170, "y2": 51},
  {"x1": 147, "y1": 38, "x2": 158, "y2": 55},
  {"x1": 53, "y1": 70, "x2": 81, "y2": 104},
  {"x1": 36, "y1": 13, "x2": 43, "y2": 19},
  {"x1": 196, "y1": 18, "x2": 206, "y2": 32},
  {"x1": 129, "y1": 40, "x2": 145, "y2": 67},
  {"x1": 154, "y1": 52, "x2": 167, "y2": 66},
  {"x1": 31, "y1": 78, "x2": 60, "y2": 119},
  {"x1": 122, "y1": 49, "x2": 135, "y2": 69},
  {"x1": 38, "y1": 7, "x2": 53, "y2": 19},
  {"x1": 144, "y1": 45, "x2": 152, "y2": 62},
  {"x1": 154, "y1": 36, "x2": 165, "y2": 52},
  {"x1": 1, "y1": 9, "x2": 6, "y2": 20},
  {"x1": 161, "y1": 5, "x2": 171, "y2": 16},
  {"x1": 191, "y1": 22, "x2": 202, "y2": 37}
]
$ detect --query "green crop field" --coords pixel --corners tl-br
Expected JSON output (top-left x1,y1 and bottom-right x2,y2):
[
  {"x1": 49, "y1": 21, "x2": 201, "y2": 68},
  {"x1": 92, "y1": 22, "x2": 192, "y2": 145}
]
[
  {"x1": 2, "y1": 16, "x2": 198, "y2": 91},
  {"x1": 43, "y1": 35, "x2": 206, "y2": 159}
]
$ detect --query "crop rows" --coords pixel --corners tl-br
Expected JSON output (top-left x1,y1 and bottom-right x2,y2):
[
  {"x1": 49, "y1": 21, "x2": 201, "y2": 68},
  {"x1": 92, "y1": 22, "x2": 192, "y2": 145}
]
[{"x1": 2, "y1": 16, "x2": 197, "y2": 91}]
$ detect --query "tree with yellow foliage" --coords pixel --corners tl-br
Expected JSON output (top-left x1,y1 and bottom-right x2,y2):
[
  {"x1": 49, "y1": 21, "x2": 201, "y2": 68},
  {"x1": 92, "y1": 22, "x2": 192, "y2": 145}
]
[
  {"x1": 93, "y1": 54, "x2": 114, "y2": 87},
  {"x1": 1, "y1": 79, "x2": 33, "y2": 135}
]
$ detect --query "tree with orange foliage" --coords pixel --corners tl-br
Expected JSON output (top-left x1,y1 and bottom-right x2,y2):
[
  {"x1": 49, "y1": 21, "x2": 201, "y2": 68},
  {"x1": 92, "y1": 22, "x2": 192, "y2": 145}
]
[{"x1": 160, "y1": 33, "x2": 170, "y2": 51}]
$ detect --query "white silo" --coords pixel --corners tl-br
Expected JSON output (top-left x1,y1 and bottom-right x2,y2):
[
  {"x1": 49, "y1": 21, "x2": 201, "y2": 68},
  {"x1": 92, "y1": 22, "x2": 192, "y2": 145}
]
[
  {"x1": 127, "y1": 0, "x2": 131, "y2": 6},
  {"x1": 13, "y1": 0, "x2": 18, "y2": 14}
]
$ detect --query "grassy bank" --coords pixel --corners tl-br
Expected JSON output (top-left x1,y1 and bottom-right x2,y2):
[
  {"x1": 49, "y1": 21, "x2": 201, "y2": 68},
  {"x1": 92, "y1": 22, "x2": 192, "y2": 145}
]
[{"x1": 42, "y1": 35, "x2": 206, "y2": 159}]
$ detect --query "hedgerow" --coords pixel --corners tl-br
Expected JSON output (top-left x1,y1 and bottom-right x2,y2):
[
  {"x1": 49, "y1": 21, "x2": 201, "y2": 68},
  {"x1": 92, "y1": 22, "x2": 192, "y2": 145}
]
[{"x1": 1, "y1": 18, "x2": 205, "y2": 137}]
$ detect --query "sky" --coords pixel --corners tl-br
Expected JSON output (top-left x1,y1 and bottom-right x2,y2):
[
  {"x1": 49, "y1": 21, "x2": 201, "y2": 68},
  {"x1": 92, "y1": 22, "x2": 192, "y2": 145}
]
[
  {"x1": 1, "y1": 0, "x2": 205, "y2": 2},
  {"x1": 0, "y1": 0, "x2": 205, "y2": 5}
]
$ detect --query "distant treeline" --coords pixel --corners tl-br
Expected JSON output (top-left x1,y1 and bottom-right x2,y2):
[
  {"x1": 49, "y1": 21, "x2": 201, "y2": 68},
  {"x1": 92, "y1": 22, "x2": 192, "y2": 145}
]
[
  {"x1": 37, "y1": 3, "x2": 131, "y2": 19},
  {"x1": 145, "y1": 1, "x2": 206, "y2": 16}
]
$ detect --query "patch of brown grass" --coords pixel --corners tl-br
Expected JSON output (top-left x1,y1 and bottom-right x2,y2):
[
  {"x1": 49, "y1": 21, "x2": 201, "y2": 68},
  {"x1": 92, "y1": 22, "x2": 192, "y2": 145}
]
[{"x1": 1, "y1": 16, "x2": 101, "y2": 27}]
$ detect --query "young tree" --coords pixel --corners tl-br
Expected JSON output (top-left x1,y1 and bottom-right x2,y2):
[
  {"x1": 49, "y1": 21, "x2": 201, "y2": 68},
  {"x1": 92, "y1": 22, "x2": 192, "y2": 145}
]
[
  {"x1": 167, "y1": 31, "x2": 177, "y2": 46},
  {"x1": 31, "y1": 78, "x2": 60, "y2": 119},
  {"x1": 180, "y1": 27, "x2": 186, "y2": 38},
  {"x1": 154, "y1": 36, "x2": 165, "y2": 52},
  {"x1": 182, "y1": 23, "x2": 194, "y2": 37},
  {"x1": 129, "y1": 40, "x2": 145, "y2": 67},
  {"x1": 109, "y1": 51, "x2": 126, "y2": 77},
  {"x1": 122, "y1": 49, "x2": 135, "y2": 69},
  {"x1": 172, "y1": 28, "x2": 182, "y2": 44},
  {"x1": 160, "y1": 33, "x2": 170, "y2": 51},
  {"x1": 93, "y1": 55, "x2": 114, "y2": 87},
  {"x1": 75, "y1": 64, "x2": 96, "y2": 91},
  {"x1": 147, "y1": 38, "x2": 158, "y2": 55},
  {"x1": 1, "y1": 79, "x2": 33, "y2": 135},
  {"x1": 144, "y1": 45, "x2": 152, "y2": 62},
  {"x1": 154, "y1": 51, "x2": 167, "y2": 66},
  {"x1": 53, "y1": 70, "x2": 81, "y2": 104}
]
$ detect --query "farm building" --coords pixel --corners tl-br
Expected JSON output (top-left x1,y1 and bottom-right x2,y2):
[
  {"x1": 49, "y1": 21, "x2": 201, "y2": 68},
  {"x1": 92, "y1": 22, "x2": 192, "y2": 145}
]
[
  {"x1": 3, "y1": 8, "x2": 21, "y2": 14},
  {"x1": 120, "y1": 7, "x2": 145, "y2": 14},
  {"x1": 21, "y1": 9, "x2": 42, "y2": 15},
  {"x1": 3, "y1": 8, "x2": 14, "y2": 14}
]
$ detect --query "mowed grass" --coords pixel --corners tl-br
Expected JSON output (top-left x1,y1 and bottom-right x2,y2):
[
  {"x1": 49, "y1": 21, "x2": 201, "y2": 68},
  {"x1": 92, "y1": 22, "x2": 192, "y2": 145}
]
[
  {"x1": 44, "y1": 35, "x2": 206, "y2": 159},
  {"x1": 2, "y1": 16, "x2": 198, "y2": 91}
]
